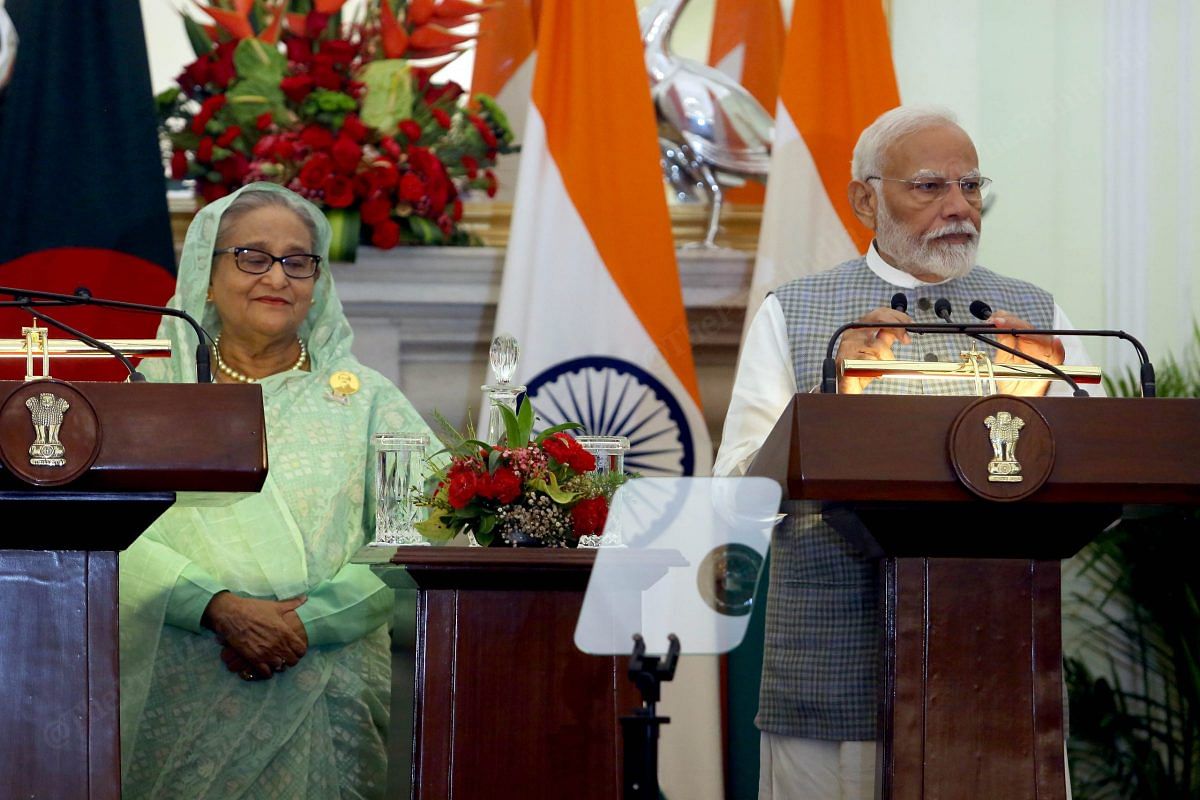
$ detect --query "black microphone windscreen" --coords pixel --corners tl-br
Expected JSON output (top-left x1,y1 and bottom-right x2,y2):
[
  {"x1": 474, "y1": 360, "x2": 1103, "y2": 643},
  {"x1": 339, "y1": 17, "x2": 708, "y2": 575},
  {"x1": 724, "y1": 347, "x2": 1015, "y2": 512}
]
[
  {"x1": 934, "y1": 297, "x2": 953, "y2": 320},
  {"x1": 890, "y1": 292, "x2": 908, "y2": 313},
  {"x1": 969, "y1": 300, "x2": 993, "y2": 320}
]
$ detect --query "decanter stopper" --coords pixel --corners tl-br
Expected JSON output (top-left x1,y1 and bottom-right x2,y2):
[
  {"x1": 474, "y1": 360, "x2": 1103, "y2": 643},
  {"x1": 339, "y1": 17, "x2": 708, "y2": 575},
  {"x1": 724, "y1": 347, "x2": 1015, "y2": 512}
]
[{"x1": 490, "y1": 334, "x2": 519, "y2": 385}]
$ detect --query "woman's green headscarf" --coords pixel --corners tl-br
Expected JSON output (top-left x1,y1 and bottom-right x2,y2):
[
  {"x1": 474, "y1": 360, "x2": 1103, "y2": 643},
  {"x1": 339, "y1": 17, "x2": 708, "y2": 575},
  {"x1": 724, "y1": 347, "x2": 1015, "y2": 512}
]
[{"x1": 149, "y1": 182, "x2": 354, "y2": 383}]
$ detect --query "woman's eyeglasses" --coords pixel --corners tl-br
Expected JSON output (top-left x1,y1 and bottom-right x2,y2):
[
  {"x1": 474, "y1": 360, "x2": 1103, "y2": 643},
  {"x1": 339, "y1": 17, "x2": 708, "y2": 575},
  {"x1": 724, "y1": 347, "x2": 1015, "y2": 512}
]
[{"x1": 213, "y1": 247, "x2": 321, "y2": 279}]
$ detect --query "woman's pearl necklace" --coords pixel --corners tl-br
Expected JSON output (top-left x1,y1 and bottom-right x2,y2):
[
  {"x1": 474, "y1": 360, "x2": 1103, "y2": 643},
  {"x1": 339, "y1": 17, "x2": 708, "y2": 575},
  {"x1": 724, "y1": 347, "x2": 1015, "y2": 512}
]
[{"x1": 213, "y1": 334, "x2": 308, "y2": 383}]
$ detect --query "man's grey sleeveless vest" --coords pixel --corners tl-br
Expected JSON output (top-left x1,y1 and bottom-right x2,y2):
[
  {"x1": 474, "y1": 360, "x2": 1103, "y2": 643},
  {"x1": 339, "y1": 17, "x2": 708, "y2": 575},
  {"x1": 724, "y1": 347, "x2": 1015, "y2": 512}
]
[{"x1": 758, "y1": 256, "x2": 1054, "y2": 740}]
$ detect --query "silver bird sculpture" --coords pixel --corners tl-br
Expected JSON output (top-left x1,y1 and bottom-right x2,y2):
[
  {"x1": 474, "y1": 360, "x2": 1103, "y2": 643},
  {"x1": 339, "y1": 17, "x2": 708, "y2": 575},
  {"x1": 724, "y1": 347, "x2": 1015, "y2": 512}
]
[{"x1": 640, "y1": 0, "x2": 774, "y2": 248}]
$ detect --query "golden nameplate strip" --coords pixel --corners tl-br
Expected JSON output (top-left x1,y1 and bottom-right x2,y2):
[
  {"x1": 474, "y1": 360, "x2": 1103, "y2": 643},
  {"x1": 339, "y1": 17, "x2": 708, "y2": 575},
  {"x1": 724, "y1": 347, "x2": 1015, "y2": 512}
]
[
  {"x1": 841, "y1": 359, "x2": 1103, "y2": 384},
  {"x1": 0, "y1": 339, "x2": 172, "y2": 358}
]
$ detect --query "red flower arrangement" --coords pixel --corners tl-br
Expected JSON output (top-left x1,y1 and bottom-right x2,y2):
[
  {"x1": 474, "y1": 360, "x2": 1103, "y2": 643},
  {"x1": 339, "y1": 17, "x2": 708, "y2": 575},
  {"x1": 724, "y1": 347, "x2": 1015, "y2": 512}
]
[
  {"x1": 156, "y1": 0, "x2": 515, "y2": 254},
  {"x1": 417, "y1": 399, "x2": 631, "y2": 548}
]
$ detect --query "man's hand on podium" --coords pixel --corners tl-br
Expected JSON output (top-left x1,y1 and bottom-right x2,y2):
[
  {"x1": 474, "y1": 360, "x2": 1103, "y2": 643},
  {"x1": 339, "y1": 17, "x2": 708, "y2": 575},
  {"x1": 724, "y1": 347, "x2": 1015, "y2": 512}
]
[
  {"x1": 989, "y1": 308, "x2": 1067, "y2": 396},
  {"x1": 836, "y1": 306, "x2": 913, "y2": 394}
]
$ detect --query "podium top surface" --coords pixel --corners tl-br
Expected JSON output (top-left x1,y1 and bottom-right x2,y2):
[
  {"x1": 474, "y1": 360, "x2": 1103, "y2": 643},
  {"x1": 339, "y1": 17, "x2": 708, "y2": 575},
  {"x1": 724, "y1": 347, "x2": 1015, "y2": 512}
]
[{"x1": 751, "y1": 395, "x2": 1200, "y2": 505}]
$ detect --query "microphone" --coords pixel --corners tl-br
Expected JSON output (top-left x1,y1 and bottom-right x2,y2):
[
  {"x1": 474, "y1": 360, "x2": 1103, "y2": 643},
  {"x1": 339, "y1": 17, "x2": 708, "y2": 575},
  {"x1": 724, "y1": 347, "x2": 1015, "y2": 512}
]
[
  {"x1": 934, "y1": 298, "x2": 1088, "y2": 397},
  {"x1": 890, "y1": 293, "x2": 908, "y2": 313},
  {"x1": 969, "y1": 300, "x2": 993, "y2": 321},
  {"x1": 0, "y1": 284, "x2": 213, "y2": 383}
]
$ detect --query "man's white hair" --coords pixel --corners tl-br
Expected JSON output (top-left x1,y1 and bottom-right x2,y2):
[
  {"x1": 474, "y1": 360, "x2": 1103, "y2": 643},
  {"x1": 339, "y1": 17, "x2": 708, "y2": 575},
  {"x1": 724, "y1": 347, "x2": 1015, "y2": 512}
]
[{"x1": 851, "y1": 106, "x2": 964, "y2": 182}]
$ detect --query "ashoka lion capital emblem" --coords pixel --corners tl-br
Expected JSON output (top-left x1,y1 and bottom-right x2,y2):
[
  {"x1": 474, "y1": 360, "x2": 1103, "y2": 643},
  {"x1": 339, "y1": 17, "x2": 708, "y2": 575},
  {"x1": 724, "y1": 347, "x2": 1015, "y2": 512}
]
[
  {"x1": 983, "y1": 410, "x2": 1025, "y2": 483},
  {"x1": 26, "y1": 391, "x2": 71, "y2": 467}
]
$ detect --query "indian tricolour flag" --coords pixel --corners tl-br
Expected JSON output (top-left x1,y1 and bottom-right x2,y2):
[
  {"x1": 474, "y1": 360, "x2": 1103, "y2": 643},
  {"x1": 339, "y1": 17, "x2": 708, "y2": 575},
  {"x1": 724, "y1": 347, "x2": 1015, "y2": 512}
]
[
  {"x1": 469, "y1": 0, "x2": 538, "y2": 201},
  {"x1": 744, "y1": 0, "x2": 900, "y2": 329},
  {"x1": 492, "y1": 0, "x2": 712, "y2": 479}
]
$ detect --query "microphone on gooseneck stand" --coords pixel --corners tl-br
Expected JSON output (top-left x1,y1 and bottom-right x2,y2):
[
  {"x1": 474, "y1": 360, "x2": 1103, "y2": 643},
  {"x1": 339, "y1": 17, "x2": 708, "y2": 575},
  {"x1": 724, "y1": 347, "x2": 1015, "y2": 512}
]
[
  {"x1": 934, "y1": 297, "x2": 1089, "y2": 396},
  {"x1": 969, "y1": 300, "x2": 993, "y2": 321}
]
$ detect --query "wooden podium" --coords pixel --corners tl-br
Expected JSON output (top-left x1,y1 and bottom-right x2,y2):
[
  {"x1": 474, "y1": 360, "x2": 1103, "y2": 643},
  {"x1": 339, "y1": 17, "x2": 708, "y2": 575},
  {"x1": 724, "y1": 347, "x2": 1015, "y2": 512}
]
[
  {"x1": 372, "y1": 547, "x2": 642, "y2": 800},
  {"x1": 0, "y1": 380, "x2": 267, "y2": 800},
  {"x1": 751, "y1": 394, "x2": 1200, "y2": 800}
]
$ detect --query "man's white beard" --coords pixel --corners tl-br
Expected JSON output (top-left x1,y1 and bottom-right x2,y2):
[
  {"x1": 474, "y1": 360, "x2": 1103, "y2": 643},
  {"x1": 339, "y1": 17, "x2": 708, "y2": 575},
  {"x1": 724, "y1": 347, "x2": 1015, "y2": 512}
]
[{"x1": 875, "y1": 199, "x2": 979, "y2": 280}]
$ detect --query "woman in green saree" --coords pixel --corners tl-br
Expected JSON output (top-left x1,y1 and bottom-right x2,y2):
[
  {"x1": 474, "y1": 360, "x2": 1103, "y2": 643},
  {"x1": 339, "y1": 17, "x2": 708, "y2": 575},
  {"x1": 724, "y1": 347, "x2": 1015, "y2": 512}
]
[{"x1": 120, "y1": 183, "x2": 434, "y2": 798}]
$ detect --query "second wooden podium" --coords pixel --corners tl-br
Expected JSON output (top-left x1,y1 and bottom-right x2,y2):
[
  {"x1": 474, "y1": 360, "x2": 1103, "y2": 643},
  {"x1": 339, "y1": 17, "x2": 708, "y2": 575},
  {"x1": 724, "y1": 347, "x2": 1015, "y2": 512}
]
[{"x1": 750, "y1": 393, "x2": 1200, "y2": 800}]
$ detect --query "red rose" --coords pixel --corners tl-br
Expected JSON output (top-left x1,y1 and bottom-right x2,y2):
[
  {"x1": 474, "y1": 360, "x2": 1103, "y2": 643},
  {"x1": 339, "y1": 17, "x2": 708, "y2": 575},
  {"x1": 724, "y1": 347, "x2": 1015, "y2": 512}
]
[
  {"x1": 320, "y1": 39, "x2": 357, "y2": 65},
  {"x1": 461, "y1": 155, "x2": 479, "y2": 179},
  {"x1": 370, "y1": 219, "x2": 401, "y2": 249},
  {"x1": 198, "y1": 180, "x2": 229, "y2": 204},
  {"x1": 398, "y1": 119, "x2": 422, "y2": 142},
  {"x1": 571, "y1": 496, "x2": 608, "y2": 537},
  {"x1": 285, "y1": 37, "x2": 313, "y2": 65},
  {"x1": 399, "y1": 172, "x2": 425, "y2": 203},
  {"x1": 331, "y1": 135, "x2": 362, "y2": 173},
  {"x1": 566, "y1": 448, "x2": 596, "y2": 473},
  {"x1": 488, "y1": 467, "x2": 521, "y2": 504},
  {"x1": 272, "y1": 136, "x2": 298, "y2": 161},
  {"x1": 380, "y1": 137, "x2": 403, "y2": 159},
  {"x1": 469, "y1": 115, "x2": 498, "y2": 149},
  {"x1": 281, "y1": 74, "x2": 316, "y2": 104},
  {"x1": 484, "y1": 169, "x2": 498, "y2": 198},
  {"x1": 178, "y1": 58, "x2": 210, "y2": 92},
  {"x1": 451, "y1": 198, "x2": 463, "y2": 221},
  {"x1": 209, "y1": 43, "x2": 237, "y2": 88},
  {"x1": 190, "y1": 95, "x2": 227, "y2": 135},
  {"x1": 305, "y1": 11, "x2": 331, "y2": 38},
  {"x1": 341, "y1": 114, "x2": 368, "y2": 143},
  {"x1": 216, "y1": 125, "x2": 242, "y2": 148},
  {"x1": 300, "y1": 124, "x2": 335, "y2": 150},
  {"x1": 365, "y1": 163, "x2": 399, "y2": 191},
  {"x1": 170, "y1": 149, "x2": 188, "y2": 180},
  {"x1": 431, "y1": 108, "x2": 451, "y2": 129},
  {"x1": 256, "y1": 112, "x2": 274, "y2": 131},
  {"x1": 541, "y1": 435, "x2": 571, "y2": 466},
  {"x1": 312, "y1": 64, "x2": 343, "y2": 91},
  {"x1": 299, "y1": 152, "x2": 333, "y2": 189},
  {"x1": 196, "y1": 136, "x2": 215, "y2": 164},
  {"x1": 215, "y1": 153, "x2": 250, "y2": 184},
  {"x1": 323, "y1": 174, "x2": 355, "y2": 208},
  {"x1": 447, "y1": 468, "x2": 478, "y2": 509},
  {"x1": 360, "y1": 194, "x2": 393, "y2": 225}
]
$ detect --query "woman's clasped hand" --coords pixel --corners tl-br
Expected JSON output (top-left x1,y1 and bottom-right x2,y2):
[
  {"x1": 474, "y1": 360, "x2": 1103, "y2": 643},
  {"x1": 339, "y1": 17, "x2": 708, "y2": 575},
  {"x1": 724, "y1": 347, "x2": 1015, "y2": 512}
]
[{"x1": 203, "y1": 592, "x2": 309, "y2": 680}]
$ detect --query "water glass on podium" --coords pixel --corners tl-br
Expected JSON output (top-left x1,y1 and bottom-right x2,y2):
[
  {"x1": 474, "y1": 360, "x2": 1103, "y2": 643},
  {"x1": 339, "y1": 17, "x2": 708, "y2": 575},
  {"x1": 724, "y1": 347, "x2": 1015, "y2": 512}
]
[{"x1": 372, "y1": 432, "x2": 430, "y2": 546}]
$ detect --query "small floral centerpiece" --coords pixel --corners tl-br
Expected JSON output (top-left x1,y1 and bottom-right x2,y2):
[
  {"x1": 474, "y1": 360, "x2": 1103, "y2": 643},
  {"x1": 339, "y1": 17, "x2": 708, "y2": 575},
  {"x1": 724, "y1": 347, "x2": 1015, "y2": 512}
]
[
  {"x1": 156, "y1": 0, "x2": 515, "y2": 256},
  {"x1": 416, "y1": 399, "x2": 631, "y2": 548}
]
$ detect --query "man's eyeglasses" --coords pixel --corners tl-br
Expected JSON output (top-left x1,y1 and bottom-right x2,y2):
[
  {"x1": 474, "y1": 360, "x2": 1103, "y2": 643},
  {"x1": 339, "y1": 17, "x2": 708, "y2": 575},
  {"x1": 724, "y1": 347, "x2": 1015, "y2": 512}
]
[
  {"x1": 866, "y1": 176, "x2": 992, "y2": 205},
  {"x1": 213, "y1": 247, "x2": 321, "y2": 279}
]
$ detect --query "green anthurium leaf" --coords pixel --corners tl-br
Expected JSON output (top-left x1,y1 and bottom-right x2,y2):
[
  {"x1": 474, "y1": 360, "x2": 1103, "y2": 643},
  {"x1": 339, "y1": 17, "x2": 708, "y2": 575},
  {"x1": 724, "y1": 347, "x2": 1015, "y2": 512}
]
[
  {"x1": 225, "y1": 78, "x2": 287, "y2": 129},
  {"x1": 534, "y1": 422, "x2": 584, "y2": 443},
  {"x1": 497, "y1": 403, "x2": 521, "y2": 447},
  {"x1": 406, "y1": 215, "x2": 443, "y2": 245},
  {"x1": 516, "y1": 396, "x2": 534, "y2": 445},
  {"x1": 233, "y1": 37, "x2": 287, "y2": 85},
  {"x1": 451, "y1": 506, "x2": 481, "y2": 519},
  {"x1": 463, "y1": 439, "x2": 492, "y2": 454},
  {"x1": 358, "y1": 59, "x2": 413, "y2": 138},
  {"x1": 183, "y1": 14, "x2": 214, "y2": 57},
  {"x1": 487, "y1": 448, "x2": 501, "y2": 473},
  {"x1": 478, "y1": 515, "x2": 497, "y2": 535},
  {"x1": 414, "y1": 515, "x2": 456, "y2": 543},
  {"x1": 472, "y1": 528, "x2": 495, "y2": 547},
  {"x1": 528, "y1": 474, "x2": 578, "y2": 505},
  {"x1": 324, "y1": 209, "x2": 361, "y2": 263}
]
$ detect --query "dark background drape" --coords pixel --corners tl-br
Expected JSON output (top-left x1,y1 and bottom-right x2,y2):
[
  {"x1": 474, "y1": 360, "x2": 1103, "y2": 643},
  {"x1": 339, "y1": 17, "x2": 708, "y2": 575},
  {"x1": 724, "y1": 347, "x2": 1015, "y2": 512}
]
[{"x1": 0, "y1": 0, "x2": 175, "y2": 273}]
